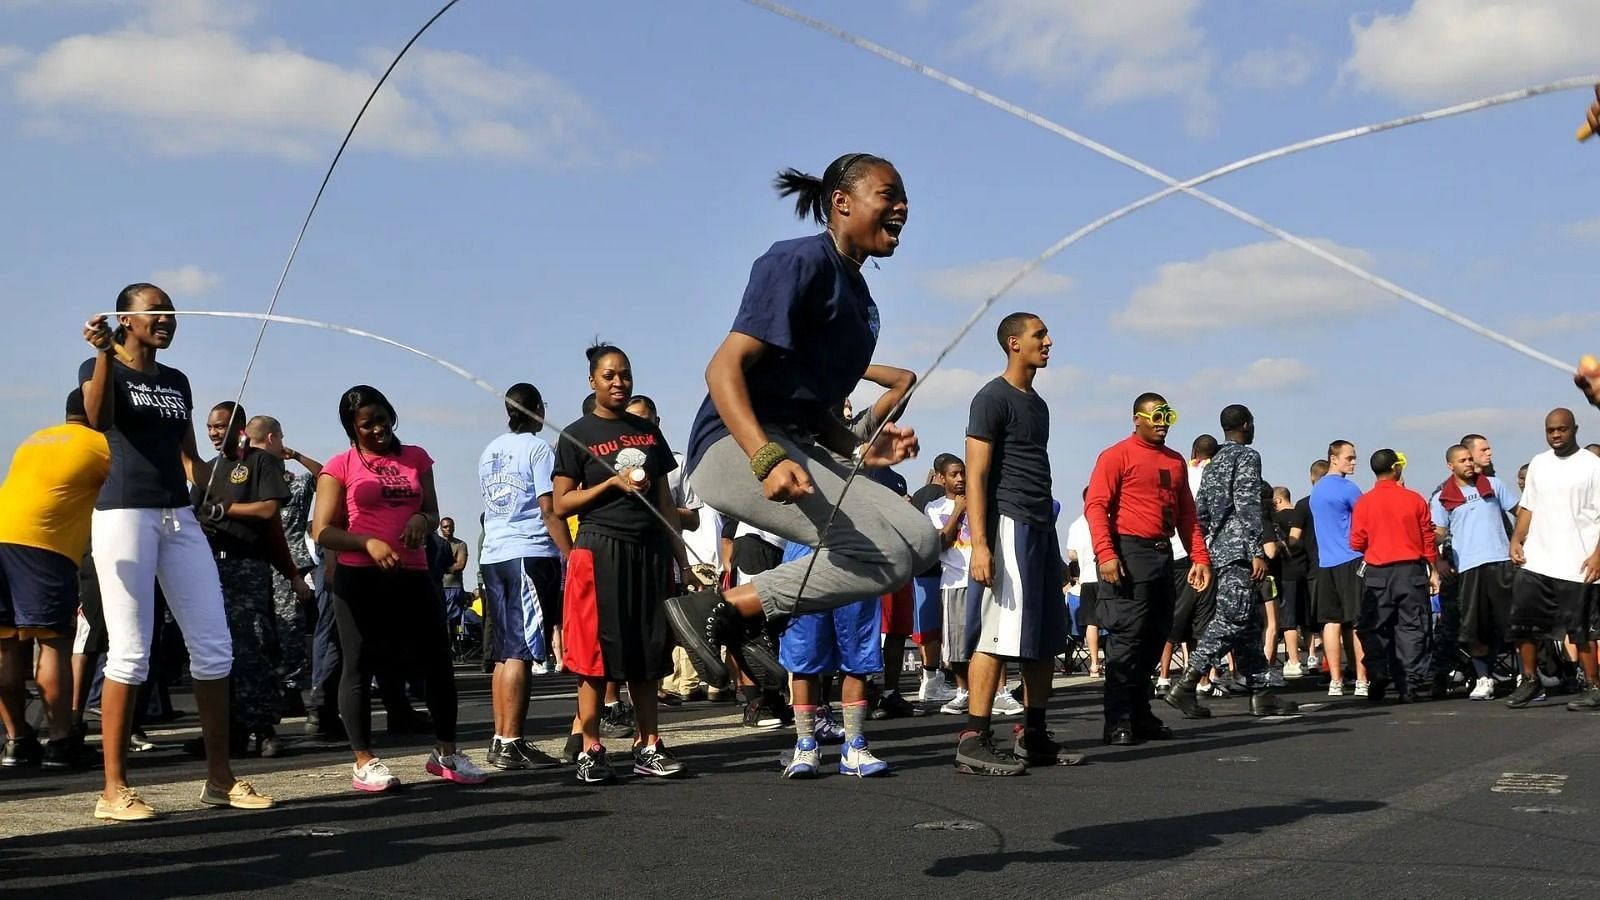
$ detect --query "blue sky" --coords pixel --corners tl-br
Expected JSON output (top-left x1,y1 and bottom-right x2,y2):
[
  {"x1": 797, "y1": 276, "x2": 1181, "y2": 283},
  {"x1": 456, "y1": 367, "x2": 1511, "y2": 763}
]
[{"x1": 3, "y1": 0, "x2": 1598, "y2": 581}]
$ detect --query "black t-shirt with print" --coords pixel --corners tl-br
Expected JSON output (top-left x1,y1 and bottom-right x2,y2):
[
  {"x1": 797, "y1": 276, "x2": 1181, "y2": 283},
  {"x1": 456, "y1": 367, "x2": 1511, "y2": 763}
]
[
  {"x1": 191, "y1": 447, "x2": 290, "y2": 558},
  {"x1": 554, "y1": 412, "x2": 677, "y2": 544},
  {"x1": 80, "y1": 357, "x2": 195, "y2": 510}
]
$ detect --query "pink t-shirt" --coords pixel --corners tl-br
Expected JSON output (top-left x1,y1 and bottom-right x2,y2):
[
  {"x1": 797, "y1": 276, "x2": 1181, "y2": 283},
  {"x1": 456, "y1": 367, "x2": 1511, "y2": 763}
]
[{"x1": 321, "y1": 444, "x2": 434, "y2": 570}]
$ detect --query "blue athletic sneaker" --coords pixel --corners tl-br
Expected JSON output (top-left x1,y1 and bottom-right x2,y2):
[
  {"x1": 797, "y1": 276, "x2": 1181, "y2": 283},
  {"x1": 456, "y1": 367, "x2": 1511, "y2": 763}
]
[
  {"x1": 813, "y1": 706, "x2": 846, "y2": 744},
  {"x1": 838, "y1": 735, "x2": 889, "y2": 778},
  {"x1": 783, "y1": 737, "x2": 821, "y2": 779}
]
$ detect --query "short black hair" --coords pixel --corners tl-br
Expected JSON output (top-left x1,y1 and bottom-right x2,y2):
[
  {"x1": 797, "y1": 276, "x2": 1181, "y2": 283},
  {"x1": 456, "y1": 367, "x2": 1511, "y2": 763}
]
[
  {"x1": 1219, "y1": 404, "x2": 1251, "y2": 432},
  {"x1": 211, "y1": 401, "x2": 246, "y2": 428},
  {"x1": 1133, "y1": 392, "x2": 1166, "y2": 413},
  {"x1": 933, "y1": 452, "x2": 962, "y2": 475},
  {"x1": 1310, "y1": 459, "x2": 1330, "y2": 477},
  {"x1": 65, "y1": 388, "x2": 86, "y2": 419},
  {"x1": 1371, "y1": 448, "x2": 1401, "y2": 476},
  {"x1": 627, "y1": 394, "x2": 658, "y2": 417},
  {"x1": 581, "y1": 392, "x2": 597, "y2": 416},
  {"x1": 1445, "y1": 443, "x2": 1469, "y2": 462},
  {"x1": 996, "y1": 312, "x2": 1040, "y2": 350},
  {"x1": 1192, "y1": 435, "x2": 1219, "y2": 459},
  {"x1": 774, "y1": 153, "x2": 893, "y2": 225}
]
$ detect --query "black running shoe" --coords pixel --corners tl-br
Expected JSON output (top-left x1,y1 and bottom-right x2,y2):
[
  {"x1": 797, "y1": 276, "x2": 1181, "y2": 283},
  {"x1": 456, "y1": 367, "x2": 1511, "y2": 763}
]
[
  {"x1": 632, "y1": 740, "x2": 685, "y2": 778},
  {"x1": 1506, "y1": 676, "x2": 1547, "y2": 709},
  {"x1": 601, "y1": 702, "x2": 636, "y2": 739},
  {"x1": 488, "y1": 737, "x2": 529, "y2": 770},
  {"x1": 1, "y1": 735, "x2": 42, "y2": 768},
  {"x1": 1567, "y1": 683, "x2": 1600, "y2": 712},
  {"x1": 742, "y1": 698, "x2": 784, "y2": 729},
  {"x1": 1012, "y1": 724, "x2": 1085, "y2": 767},
  {"x1": 575, "y1": 745, "x2": 616, "y2": 784},
  {"x1": 730, "y1": 625, "x2": 787, "y2": 693},
  {"x1": 663, "y1": 591, "x2": 734, "y2": 687},
  {"x1": 871, "y1": 690, "x2": 916, "y2": 721},
  {"x1": 955, "y1": 730, "x2": 1027, "y2": 776},
  {"x1": 514, "y1": 738, "x2": 561, "y2": 768},
  {"x1": 41, "y1": 734, "x2": 98, "y2": 771}
]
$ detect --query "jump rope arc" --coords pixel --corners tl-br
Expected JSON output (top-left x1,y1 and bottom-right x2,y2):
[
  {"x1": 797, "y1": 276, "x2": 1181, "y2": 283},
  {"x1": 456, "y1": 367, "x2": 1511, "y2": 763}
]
[
  {"x1": 196, "y1": 0, "x2": 462, "y2": 516},
  {"x1": 747, "y1": 0, "x2": 1593, "y2": 602},
  {"x1": 99, "y1": 309, "x2": 710, "y2": 567}
]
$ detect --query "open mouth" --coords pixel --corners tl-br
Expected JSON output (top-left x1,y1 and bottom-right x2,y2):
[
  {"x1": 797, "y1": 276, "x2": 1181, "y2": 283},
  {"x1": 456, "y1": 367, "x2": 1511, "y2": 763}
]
[{"x1": 883, "y1": 219, "x2": 904, "y2": 243}]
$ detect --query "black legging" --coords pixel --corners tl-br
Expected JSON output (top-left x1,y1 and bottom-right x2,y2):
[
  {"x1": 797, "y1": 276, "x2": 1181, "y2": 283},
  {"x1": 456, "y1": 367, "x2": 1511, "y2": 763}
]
[{"x1": 332, "y1": 566, "x2": 457, "y2": 752}]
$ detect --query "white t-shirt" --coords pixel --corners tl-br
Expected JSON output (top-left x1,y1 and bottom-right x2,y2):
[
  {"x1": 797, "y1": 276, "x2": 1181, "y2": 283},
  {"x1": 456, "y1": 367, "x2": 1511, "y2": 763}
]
[
  {"x1": 925, "y1": 495, "x2": 971, "y2": 590},
  {"x1": 1521, "y1": 447, "x2": 1600, "y2": 583},
  {"x1": 1066, "y1": 514, "x2": 1096, "y2": 584},
  {"x1": 1171, "y1": 459, "x2": 1207, "y2": 561}
]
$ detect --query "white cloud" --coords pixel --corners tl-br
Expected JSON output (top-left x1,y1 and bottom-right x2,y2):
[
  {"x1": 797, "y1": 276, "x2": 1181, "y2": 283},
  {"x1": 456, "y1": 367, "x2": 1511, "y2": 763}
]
[
  {"x1": 1394, "y1": 407, "x2": 1543, "y2": 436},
  {"x1": 1342, "y1": 0, "x2": 1600, "y2": 104},
  {"x1": 151, "y1": 264, "x2": 220, "y2": 296},
  {"x1": 916, "y1": 258, "x2": 1075, "y2": 304},
  {"x1": 1114, "y1": 239, "x2": 1388, "y2": 334},
  {"x1": 1561, "y1": 217, "x2": 1600, "y2": 246},
  {"x1": 7, "y1": 8, "x2": 614, "y2": 165},
  {"x1": 1190, "y1": 357, "x2": 1315, "y2": 393},
  {"x1": 0, "y1": 46, "x2": 28, "y2": 68},
  {"x1": 959, "y1": 0, "x2": 1217, "y2": 136},
  {"x1": 1227, "y1": 38, "x2": 1316, "y2": 92},
  {"x1": 1511, "y1": 311, "x2": 1600, "y2": 340}
]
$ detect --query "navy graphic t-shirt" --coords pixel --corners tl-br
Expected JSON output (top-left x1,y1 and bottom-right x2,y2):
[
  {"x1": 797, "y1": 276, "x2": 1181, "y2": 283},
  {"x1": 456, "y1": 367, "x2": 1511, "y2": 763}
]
[
  {"x1": 79, "y1": 356, "x2": 194, "y2": 510},
  {"x1": 555, "y1": 412, "x2": 677, "y2": 544},
  {"x1": 684, "y1": 233, "x2": 879, "y2": 472}
]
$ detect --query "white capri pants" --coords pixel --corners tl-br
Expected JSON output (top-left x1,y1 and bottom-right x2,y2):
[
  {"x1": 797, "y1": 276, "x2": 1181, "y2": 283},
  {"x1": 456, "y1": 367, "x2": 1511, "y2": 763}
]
[{"x1": 90, "y1": 507, "x2": 232, "y2": 685}]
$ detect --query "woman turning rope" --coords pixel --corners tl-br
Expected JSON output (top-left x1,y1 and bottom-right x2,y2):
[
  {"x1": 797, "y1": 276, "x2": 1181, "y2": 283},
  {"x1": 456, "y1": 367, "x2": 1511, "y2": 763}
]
[{"x1": 668, "y1": 153, "x2": 939, "y2": 688}]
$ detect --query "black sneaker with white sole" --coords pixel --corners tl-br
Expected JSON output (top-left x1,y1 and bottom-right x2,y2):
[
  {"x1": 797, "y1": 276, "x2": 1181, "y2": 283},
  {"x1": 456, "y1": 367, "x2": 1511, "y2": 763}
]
[
  {"x1": 514, "y1": 738, "x2": 561, "y2": 768},
  {"x1": 601, "y1": 702, "x2": 636, "y2": 739},
  {"x1": 488, "y1": 737, "x2": 531, "y2": 770},
  {"x1": 575, "y1": 745, "x2": 616, "y2": 784},
  {"x1": 663, "y1": 591, "x2": 734, "y2": 687},
  {"x1": 632, "y1": 740, "x2": 685, "y2": 778}
]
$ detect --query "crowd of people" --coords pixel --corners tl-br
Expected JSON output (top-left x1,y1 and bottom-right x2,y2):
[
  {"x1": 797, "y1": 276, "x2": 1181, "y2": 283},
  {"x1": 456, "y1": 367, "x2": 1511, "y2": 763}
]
[{"x1": 3, "y1": 147, "x2": 1600, "y2": 823}]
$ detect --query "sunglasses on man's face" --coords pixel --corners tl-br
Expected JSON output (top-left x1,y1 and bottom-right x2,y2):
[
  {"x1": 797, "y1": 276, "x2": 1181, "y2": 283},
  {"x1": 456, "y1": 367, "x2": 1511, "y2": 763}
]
[{"x1": 1135, "y1": 405, "x2": 1178, "y2": 427}]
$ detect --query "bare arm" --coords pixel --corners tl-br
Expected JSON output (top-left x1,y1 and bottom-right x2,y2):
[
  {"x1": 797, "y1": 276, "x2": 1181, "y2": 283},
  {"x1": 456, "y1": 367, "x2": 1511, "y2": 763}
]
[
  {"x1": 286, "y1": 448, "x2": 323, "y2": 477},
  {"x1": 706, "y1": 333, "x2": 784, "y2": 459},
  {"x1": 655, "y1": 477, "x2": 692, "y2": 574},
  {"x1": 226, "y1": 499, "x2": 281, "y2": 521},
  {"x1": 965, "y1": 436, "x2": 994, "y2": 586},
  {"x1": 552, "y1": 472, "x2": 629, "y2": 519},
  {"x1": 311, "y1": 474, "x2": 365, "y2": 555},
  {"x1": 451, "y1": 541, "x2": 467, "y2": 574},
  {"x1": 861, "y1": 364, "x2": 916, "y2": 429},
  {"x1": 81, "y1": 356, "x2": 115, "y2": 432},
  {"x1": 538, "y1": 493, "x2": 573, "y2": 559}
]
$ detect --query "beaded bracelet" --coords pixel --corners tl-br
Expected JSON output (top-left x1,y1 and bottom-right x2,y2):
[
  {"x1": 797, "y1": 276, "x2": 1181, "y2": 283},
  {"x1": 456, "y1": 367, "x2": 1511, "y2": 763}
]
[{"x1": 750, "y1": 441, "x2": 789, "y2": 480}]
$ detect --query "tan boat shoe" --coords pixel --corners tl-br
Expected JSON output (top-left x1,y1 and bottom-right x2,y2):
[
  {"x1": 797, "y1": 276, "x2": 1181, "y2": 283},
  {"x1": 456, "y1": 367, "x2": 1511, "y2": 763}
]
[
  {"x1": 200, "y1": 779, "x2": 276, "y2": 810},
  {"x1": 94, "y1": 786, "x2": 156, "y2": 822}
]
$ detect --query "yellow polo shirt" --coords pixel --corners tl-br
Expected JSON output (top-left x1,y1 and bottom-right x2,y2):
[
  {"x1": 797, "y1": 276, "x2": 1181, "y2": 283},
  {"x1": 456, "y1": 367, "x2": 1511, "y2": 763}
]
[{"x1": 0, "y1": 423, "x2": 111, "y2": 561}]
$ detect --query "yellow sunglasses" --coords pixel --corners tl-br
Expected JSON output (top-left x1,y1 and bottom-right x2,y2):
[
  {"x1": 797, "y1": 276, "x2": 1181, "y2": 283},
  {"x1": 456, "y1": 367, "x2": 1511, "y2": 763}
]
[{"x1": 1135, "y1": 404, "x2": 1179, "y2": 427}]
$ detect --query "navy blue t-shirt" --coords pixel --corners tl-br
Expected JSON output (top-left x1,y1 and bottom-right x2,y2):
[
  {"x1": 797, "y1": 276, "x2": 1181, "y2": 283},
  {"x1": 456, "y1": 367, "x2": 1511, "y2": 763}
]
[
  {"x1": 79, "y1": 356, "x2": 194, "y2": 510},
  {"x1": 684, "y1": 233, "x2": 879, "y2": 472}
]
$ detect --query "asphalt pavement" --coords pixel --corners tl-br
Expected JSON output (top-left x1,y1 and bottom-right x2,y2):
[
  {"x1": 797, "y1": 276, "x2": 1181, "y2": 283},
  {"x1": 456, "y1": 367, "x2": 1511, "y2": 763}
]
[{"x1": 3, "y1": 669, "x2": 1599, "y2": 899}]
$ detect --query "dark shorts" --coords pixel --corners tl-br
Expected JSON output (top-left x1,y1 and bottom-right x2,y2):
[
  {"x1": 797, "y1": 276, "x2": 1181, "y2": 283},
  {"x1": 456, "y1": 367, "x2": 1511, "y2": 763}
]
[
  {"x1": 1509, "y1": 569, "x2": 1600, "y2": 643},
  {"x1": 76, "y1": 553, "x2": 108, "y2": 655},
  {"x1": 1169, "y1": 559, "x2": 1216, "y2": 644},
  {"x1": 0, "y1": 544, "x2": 80, "y2": 638},
  {"x1": 482, "y1": 556, "x2": 562, "y2": 663},
  {"x1": 1457, "y1": 561, "x2": 1514, "y2": 647},
  {"x1": 1315, "y1": 559, "x2": 1363, "y2": 625},
  {"x1": 964, "y1": 516, "x2": 1068, "y2": 661},
  {"x1": 1077, "y1": 581, "x2": 1101, "y2": 629},
  {"x1": 562, "y1": 531, "x2": 673, "y2": 682},
  {"x1": 1276, "y1": 576, "x2": 1310, "y2": 629}
]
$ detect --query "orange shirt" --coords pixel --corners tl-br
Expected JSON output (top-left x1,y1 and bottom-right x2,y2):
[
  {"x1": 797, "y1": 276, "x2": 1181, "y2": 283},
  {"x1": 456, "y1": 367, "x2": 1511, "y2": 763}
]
[{"x1": 0, "y1": 423, "x2": 111, "y2": 561}]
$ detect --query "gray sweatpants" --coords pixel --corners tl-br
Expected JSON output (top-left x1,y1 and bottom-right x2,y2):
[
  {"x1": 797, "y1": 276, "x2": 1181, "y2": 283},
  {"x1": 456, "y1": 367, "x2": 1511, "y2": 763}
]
[{"x1": 691, "y1": 431, "x2": 940, "y2": 619}]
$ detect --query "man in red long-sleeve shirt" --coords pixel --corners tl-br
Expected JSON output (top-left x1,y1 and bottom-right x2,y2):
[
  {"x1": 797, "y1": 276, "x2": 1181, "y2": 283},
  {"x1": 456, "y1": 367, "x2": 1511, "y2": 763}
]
[
  {"x1": 1349, "y1": 448, "x2": 1438, "y2": 704},
  {"x1": 1085, "y1": 392, "x2": 1212, "y2": 745}
]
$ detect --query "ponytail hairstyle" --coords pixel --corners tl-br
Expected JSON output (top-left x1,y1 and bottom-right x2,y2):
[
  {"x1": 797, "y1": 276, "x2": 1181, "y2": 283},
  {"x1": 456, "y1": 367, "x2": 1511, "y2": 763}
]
[
  {"x1": 114, "y1": 282, "x2": 169, "y2": 346},
  {"x1": 505, "y1": 382, "x2": 544, "y2": 434},
  {"x1": 585, "y1": 340, "x2": 628, "y2": 375},
  {"x1": 773, "y1": 152, "x2": 891, "y2": 225},
  {"x1": 338, "y1": 384, "x2": 401, "y2": 451}
]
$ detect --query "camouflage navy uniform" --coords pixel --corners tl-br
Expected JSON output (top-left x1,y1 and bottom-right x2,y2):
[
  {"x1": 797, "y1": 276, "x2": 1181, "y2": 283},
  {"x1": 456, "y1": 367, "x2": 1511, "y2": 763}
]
[
  {"x1": 1187, "y1": 441, "x2": 1268, "y2": 684},
  {"x1": 273, "y1": 470, "x2": 316, "y2": 689},
  {"x1": 194, "y1": 448, "x2": 289, "y2": 733}
]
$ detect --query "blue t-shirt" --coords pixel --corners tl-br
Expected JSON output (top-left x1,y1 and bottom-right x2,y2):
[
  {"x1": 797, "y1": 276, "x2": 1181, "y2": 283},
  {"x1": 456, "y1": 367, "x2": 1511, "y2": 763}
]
[
  {"x1": 1310, "y1": 474, "x2": 1363, "y2": 568},
  {"x1": 478, "y1": 431, "x2": 558, "y2": 564},
  {"x1": 865, "y1": 465, "x2": 907, "y2": 497},
  {"x1": 1429, "y1": 476, "x2": 1518, "y2": 573},
  {"x1": 685, "y1": 233, "x2": 880, "y2": 472}
]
